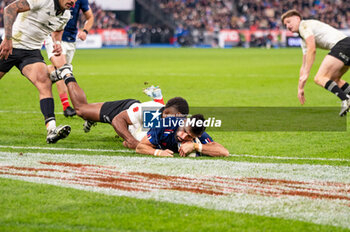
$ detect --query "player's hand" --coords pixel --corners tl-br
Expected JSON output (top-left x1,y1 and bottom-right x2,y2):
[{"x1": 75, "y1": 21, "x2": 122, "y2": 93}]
[
  {"x1": 123, "y1": 140, "x2": 139, "y2": 149},
  {"x1": 52, "y1": 42, "x2": 62, "y2": 56},
  {"x1": 78, "y1": 30, "x2": 87, "y2": 41},
  {"x1": 0, "y1": 38, "x2": 13, "y2": 60},
  {"x1": 178, "y1": 142, "x2": 195, "y2": 157},
  {"x1": 298, "y1": 89, "x2": 306, "y2": 105},
  {"x1": 158, "y1": 149, "x2": 174, "y2": 157}
]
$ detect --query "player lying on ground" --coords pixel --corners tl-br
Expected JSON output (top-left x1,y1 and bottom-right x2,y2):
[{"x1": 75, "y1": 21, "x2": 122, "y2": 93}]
[
  {"x1": 136, "y1": 114, "x2": 230, "y2": 157},
  {"x1": 45, "y1": 0, "x2": 94, "y2": 117},
  {"x1": 282, "y1": 10, "x2": 350, "y2": 116},
  {"x1": 50, "y1": 65, "x2": 189, "y2": 149},
  {"x1": 0, "y1": 0, "x2": 74, "y2": 143}
]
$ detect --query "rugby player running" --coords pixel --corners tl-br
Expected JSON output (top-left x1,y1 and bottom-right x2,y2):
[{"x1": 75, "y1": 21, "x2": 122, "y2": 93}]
[
  {"x1": 0, "y1": 0, "x2": 74, "y2": 143},
  {"x1": 282, "y1": 10, "x2": 350, "y2": 116}
]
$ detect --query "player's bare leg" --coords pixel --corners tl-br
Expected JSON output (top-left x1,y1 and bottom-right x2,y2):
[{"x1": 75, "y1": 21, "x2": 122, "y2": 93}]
[
  {"x1": 49, "y1": 54, "x2": 76, "y2": 117},
  {"x1": 314, "y1": 55, "x2": 350, "y2": 116},
  {"x1": 53, "y1": 64, "x2": 102, "y2": 132},
  {"x1": 333, "y1": 66, "x2": 350, "y2": 97},
  {"x1": 143, "y1": 85, "x2": 164, "y2": 104},
  {"x1": 0, "y1": 72, "x2": 6, "y2": 79},
  {"x1": 22, "y1": 63, "x2": 70, "y2": 143}
]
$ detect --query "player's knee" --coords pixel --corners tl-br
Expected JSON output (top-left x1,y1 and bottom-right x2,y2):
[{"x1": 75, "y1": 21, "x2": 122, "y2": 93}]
[
  {"x1": 75, "y1": 108, "x2": 83, "y2": 117},
  {"x1": 314, "y1": 75, "x2": 322, "y2": 85},
  {"x1": 73, "y1": 105, "x2": 86, "y2": 119},
  {"x1": 47, "y1": 64, "x2": 55, "y2": 73}
]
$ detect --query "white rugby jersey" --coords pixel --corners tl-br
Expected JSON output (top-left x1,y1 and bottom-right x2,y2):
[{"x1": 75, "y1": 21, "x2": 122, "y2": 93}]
[
  {"x1": 11, "y1": 0, "x2": 71, "y2": 50},
  {"x1": 299, "y1": 20, "x2": 347, "y2": 54},
  {"x1": 127, "y1": 101, "x2": 164, "y2": 141}
]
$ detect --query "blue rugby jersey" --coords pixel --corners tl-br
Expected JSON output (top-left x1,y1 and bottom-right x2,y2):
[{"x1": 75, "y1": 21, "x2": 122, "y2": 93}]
[
  {"x1": 62, "y1": 0, "x2": 90, "y2": 42},
  {"x1": 146, "y1": 118, "x2": 213, "y2": 153}
]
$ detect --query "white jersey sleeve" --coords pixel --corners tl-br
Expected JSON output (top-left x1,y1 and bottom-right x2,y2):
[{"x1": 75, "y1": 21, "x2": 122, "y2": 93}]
[
  {"x1": 298, "y1": 20, "x2": 347, "y2": 54},
  {"x1": 300, "y1": 39, "x2": 307, "y2": 55}
]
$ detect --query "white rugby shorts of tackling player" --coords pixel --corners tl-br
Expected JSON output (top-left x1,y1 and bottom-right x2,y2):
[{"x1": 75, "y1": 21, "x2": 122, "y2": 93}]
[{"x1": 45, "y1": 36, "x2": 77, "y2": 64}]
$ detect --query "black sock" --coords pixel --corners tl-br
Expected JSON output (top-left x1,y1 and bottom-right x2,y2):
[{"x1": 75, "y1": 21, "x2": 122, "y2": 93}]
[
  {"x1": 324, "y1": 80, "x2": 349, "y2": 101},
  {"x1": 341, "y1": 82, "x2": 350, "y2": 96},
  {"x1": 40, "y1": 98, "x2": 55, "y2": 124},
  {"x1": 64, "y1": 73, "x2": 77, "y2": 85}
]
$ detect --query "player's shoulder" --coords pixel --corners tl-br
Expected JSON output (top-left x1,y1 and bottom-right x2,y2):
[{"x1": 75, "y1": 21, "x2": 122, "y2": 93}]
[
  {"x1": 139, "y1": 101, "x2": 164, "y2": 108},
  {"x1": 27, "y1": 0, "x2": 54, "y2": 10},
  {"x1": 198, "y1": 132, "x2": 214, "y2": 143},
  {"x1": 79, "y1": 0, "x2": 91, "y2": 8},
  {"x1": 300, "y1": 19, "x2": 325, "y2": 29}
]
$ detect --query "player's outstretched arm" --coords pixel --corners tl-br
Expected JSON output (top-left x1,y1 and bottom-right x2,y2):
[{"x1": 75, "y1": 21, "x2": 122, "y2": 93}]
[
  {"x1": 112, "y1": 111, "x2": 140, "y2": 149},
  {"x1": 200, "y1": 142, "x2": 229, "y2": 157},
  {"x1": 298, "y1": 35, "x2": 316, "y2": 105},
  {"x1": 78, "y1": 9, "x2": 94, "y2": 41},
  {"x1": 178, "y1": 141, "x2": 229, "y2": 157},
  {"x1": 0, "y1": 0, "x2": 30, "y2": 60},
  {"x1": 136, "y1": 136, "x2": 173, "y2": 157},
  {"x1": 51, "y1": 31, "x2": 64, "y2": 57}
]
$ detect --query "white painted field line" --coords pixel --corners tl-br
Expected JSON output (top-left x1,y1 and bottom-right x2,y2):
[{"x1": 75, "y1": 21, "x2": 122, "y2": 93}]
[
  {"x1": 0, "y1": 145, "x2": 134, "y2": 154},
  {"x1": 0, "y1": 145, "x2": 349, "y2": 162},
  {"x1": 229, "y1": 153, "x2": 350, "y2": 162},
  {"x1": 0, "y1": 152, "x2": 349, "y2": 229},
  {"x1": 0, "y1": 110, "x2": 63, "y2": 115}
]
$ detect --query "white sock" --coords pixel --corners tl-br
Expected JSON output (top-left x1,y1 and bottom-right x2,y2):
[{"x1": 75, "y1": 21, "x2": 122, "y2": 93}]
[{"x1": 46, "y1": 120, "x2": 56, "y2": 132}]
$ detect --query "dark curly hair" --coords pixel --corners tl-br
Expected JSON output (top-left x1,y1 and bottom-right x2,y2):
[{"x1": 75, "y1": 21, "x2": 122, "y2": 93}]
[{"x1": 165, "y1": 97, "x2": 189, "y2": 115}]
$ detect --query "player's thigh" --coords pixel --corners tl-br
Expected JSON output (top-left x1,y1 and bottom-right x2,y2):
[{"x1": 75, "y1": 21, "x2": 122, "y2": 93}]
[
  {"x1": 315, "y1": 55, "x2": 345, "y2": 79},
  {"x1": 63, "y1": 42, "x2": 76, "y2": 64},
  {"x1": 332, "y1": 65, "x2": 349, "y2": 80},
  {"x1": 78, "y1": 102, "x2": 104, "y2": 121},
  {"x1": 22, "y1": 62, "x2": 51, "y2": 89}
]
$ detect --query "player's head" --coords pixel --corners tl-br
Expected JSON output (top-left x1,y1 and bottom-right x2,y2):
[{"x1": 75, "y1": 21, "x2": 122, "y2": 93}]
[
  {"x1": 175, "y1": 114, "x2": 206, "y2": 142},
  {"x1": 163, "y1": 97, "x2": 189, "y2": 117},
  {"x1": 59, "y1": 0, "x2": 76, "y2": 10},
  {"x1": 281, "y1": 10, "x2": 302, "y2": 33}
]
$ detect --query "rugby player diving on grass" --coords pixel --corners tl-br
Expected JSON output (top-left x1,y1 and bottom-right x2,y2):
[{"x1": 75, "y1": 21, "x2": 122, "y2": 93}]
[
  {"x1": 136, "y1": 114, "x2": 229, "y2": 157},
  {"x1": 49, "y1": 66, "x2": 189, "y2": 149}
]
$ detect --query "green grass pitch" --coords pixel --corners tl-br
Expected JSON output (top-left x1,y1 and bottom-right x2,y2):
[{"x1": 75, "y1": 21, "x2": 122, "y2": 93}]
[{"x1": 0, "y1": 48, "x2": 349, "y2": 231}]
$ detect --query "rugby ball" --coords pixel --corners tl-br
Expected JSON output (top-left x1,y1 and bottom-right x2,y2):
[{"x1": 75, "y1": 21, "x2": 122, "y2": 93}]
[{"x1": 178, "y1": 137, "x2": 202, "y2": 157}]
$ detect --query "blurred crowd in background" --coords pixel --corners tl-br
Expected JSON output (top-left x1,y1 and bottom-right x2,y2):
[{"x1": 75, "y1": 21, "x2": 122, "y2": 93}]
[
  {"x1": 158, "y1": 0, "x2": 350, "y2": 32},
  {"x1": 1, "y1": 0, "x2": 350, "y2": 46}
]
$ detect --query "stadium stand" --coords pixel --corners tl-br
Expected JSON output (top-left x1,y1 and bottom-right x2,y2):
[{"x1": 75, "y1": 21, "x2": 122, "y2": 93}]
[{"x1": 1, "y1": 0, "x2": 350, "y2": 46}]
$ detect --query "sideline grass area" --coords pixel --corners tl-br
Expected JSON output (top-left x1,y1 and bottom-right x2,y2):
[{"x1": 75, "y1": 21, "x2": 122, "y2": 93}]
[
  {"x1": 0, "y1": 48, "x2": 350, "y2": 231},
  {"x1": 0, "y1": 178, "x2": 347, "y2": 232}
]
